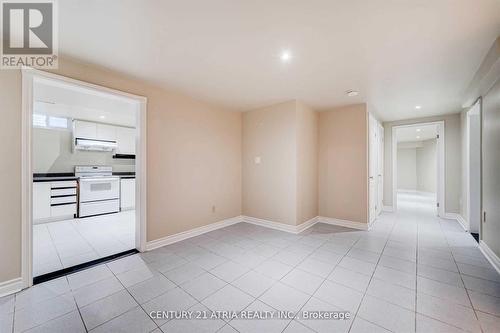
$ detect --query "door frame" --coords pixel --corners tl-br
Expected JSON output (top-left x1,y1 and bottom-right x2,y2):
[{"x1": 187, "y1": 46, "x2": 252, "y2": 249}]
[
  {"x1": 465, "y1": 99, "x2": 482, "y2": 235},
  {"x1": 391, "y1": 121, "x2": 445, "y2": 216},
  {"x1": 21, "y1": 67, "x2": 148, "y2": 288}
]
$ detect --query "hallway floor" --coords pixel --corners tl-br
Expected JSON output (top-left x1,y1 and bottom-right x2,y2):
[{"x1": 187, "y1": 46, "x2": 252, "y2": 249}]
[{"x1": 1, "y1": 192, "x2": 499, "y2": 332}]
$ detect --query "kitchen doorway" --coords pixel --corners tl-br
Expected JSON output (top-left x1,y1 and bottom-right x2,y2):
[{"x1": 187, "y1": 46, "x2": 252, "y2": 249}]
[{"x1": 21, "y1": 68, "x2": 147, "y2": 287}]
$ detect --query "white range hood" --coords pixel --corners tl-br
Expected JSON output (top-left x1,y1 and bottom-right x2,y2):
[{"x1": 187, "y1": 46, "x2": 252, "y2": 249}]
[{"x1": 74, "y1": 138, "x2": 117, "y2": 152}]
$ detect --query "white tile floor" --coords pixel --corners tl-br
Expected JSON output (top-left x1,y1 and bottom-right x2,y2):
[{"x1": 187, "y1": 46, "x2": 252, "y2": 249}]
[
  {"x1": 2, "y1": 192, "x2": 499, "y2": 332},
  {"x1": 33, "y1": 210, "x2": 136, "y2": 276}
]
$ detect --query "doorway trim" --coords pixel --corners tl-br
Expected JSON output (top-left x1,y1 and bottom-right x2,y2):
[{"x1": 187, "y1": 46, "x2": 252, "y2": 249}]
[
  {"x1": 391, "y1": 121, "x2": 445, "y2": 216},
  {"x1": 21, "y1": 67, "x2": 147, "y2": 288},
  {"x1": 465, "y1": 99, "x2": 482, "y2": 236}
]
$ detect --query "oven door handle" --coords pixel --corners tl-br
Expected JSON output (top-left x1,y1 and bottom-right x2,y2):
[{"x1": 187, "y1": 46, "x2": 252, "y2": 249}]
[{"x1": 79, "y1": 177, "x2": 119, "y2": 182}]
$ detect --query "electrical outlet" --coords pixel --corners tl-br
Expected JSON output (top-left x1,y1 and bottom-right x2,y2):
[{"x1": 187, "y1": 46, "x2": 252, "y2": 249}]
[{"x1": 254, "y1": 156, "x2": 261, "y2": 164}]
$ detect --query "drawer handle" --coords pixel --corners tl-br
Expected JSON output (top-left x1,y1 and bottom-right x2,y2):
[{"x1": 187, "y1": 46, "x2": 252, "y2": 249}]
[
  {"x1": 51, "y1": 203, "x2": 76, "y2": 207},
  {"x1": 51, "y1": 194, "x2": 76, "y2": 198},
  {"x1": 51, "y1": 186, "x2": 77, "y2": 190}
]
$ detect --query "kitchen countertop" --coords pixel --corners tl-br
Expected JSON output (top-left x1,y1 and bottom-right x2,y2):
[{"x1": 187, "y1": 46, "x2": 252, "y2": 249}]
[{"x1": 33, "y1": 172, "x2": 135, "y2": 182}]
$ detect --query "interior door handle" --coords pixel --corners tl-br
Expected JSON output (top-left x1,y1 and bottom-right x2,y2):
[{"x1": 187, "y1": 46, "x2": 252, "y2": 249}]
[{"x1": 369, "y1": 176, "x2": 374, "y2": 179}]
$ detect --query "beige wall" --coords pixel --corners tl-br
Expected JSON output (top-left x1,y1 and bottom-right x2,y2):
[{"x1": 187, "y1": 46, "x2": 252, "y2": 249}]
[
  {"x1": 242, "y1": 100, "x2": 319, "y2": 225},
  {"x1": 417, "y1": 139, "x2": 437, "y2": 193},
  {"x1": 0, "y1": 70, "x2": 22, "y2": 283},
  {"x1": 318, "y1": 104, "x2": 369, "y2": 224},
  {"x1": 397, "y1": 148, "x2": 417, "y2": 190},
  {"x1": 0, "y1": 59, "x2": 242, "y2": 283},
  {"x1": 296, "y1": 102, "x2": 319, "y2": 224},
  {"x1": 242, "y1": 101, "x2": 298, "y2": 225},
  {"x1": 383, "y1": 114, "x2": 462, "y2": 213},
  {"x1": 33, "y1": 128, "x2": 135, "y2": 173}
]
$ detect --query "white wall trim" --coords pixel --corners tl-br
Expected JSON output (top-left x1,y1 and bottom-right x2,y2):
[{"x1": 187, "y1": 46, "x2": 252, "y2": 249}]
[
  {"x1": 382, "y1": 206, "x2": 394, "y2": 212},
  {"x1": 391, "y1": 121, "x2": 445, "y2": 217},
  {"x1": 317, "y1": 216, "x2": 369, "y2": 230},
  {"x1": 444, "y1": 213, "x2": 469, "y2": 232},
  {"x1": 242, "y1": 216, "x2": 318, "y2": 234},
  {"x1": 21, "y1": 67, "x2": 148, "y2": 288},
  {"x1": 146, "y1": 216, "x2": 244, "y2": 251},
  {"x1": 0, "y1": 278, "x2": 23, "y2": 298},
  {"x1": 479, "y1": 240, "x2": 500, "y2": 275}
]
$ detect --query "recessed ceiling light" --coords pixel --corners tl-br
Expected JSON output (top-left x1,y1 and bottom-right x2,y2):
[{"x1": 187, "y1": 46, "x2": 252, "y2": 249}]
[
  {"x1": 416, "y1": 128, "x2": 421, "y2": 132},
  {"x1": 99, "y1": 115, "x2": 105, "y2": 119},
  {"x1": 415, "y1": 105, "x2": 422, "y2": 109},
  {"x1": 416, "y1": 136, "x2": 421, "y2": 139},
  {"x1": 346, "y1": 90, "x2": 359, "y2": 97},
  {"x1": 280, "y1": 50, "x2": 292, "y2": 63}
]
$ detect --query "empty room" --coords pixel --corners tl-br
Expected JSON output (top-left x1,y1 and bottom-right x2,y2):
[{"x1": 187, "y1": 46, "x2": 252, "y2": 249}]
[{"x1": 0, "y1": 1, "x2": 499, "y2": 333}]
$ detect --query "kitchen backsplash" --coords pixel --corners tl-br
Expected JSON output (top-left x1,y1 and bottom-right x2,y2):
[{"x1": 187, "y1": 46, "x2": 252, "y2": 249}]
[{"x1": 33, "y1": 127, "x2": 135, "y2": 173}]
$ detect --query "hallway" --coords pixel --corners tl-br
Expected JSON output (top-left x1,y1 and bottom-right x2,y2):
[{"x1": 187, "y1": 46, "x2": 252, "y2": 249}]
[{"x1": 1, "y1": 192, "x2": 499, "y2": 332}]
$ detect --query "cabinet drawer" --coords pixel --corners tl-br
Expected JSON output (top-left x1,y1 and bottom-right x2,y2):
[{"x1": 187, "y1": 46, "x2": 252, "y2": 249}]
[
  {"x1": 51, "y1": 203, "x2": 77, "y2": 217},
  {"x1": 51, "y1": 196, "x2": 77, "y2": 205},
  {"x1": 51, "y1": 188, "x2": 77, "y2": 196},
  {"x1": 51, "y1": 180, "x2": 77, "y2": 189}
]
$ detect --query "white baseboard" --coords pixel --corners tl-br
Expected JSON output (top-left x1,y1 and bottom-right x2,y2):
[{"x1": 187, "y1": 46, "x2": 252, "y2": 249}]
[
  {"x1": 382, "y1": 206, "x2": 394, "y2": 212},
  {"x1": 146, "y1": 213, "x2": 368, "y2": 252},
  {"x1": 317, "y1": 216, "x2": 368, "y2": 230},
  {"x1": 444, "y1": 213, "x2": 469, "y2": 232},
  {"x1": 479, "y1": 240, "x2": 500, "y2": 275},
  {"x1": 242, "y1": 216, "x2": 318, "y2": 234},
  {"x1": 146, "y1": 215, "x2": 243, "y2": 251},
  {"x1": 0, "y1": 277, "x2": 23, "y2": 298}
]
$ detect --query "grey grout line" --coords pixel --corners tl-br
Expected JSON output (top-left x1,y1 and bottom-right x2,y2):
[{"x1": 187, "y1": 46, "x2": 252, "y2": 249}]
[
  {"x1": 346, "y1": 213, "x2": 399, "y2": 333},
  {"x1": 13, "y1": 194, "x2": 498, "y2": 333},
  {"x1": 437, "y1": 213, "x2": 486, "y2": 333}
]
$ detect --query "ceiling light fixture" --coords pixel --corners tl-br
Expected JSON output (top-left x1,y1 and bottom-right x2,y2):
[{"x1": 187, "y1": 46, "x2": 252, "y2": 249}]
[
  {"x1": 346, "y1": 90, "x2": 359, "y2": 97},
  {"x1": 415, "y1": 105, "x2": 422, "y2": 109},
  {"x1": 99, "y1": 115, "x2": 106, "y2": 119},
  {"x1": 416, "y1": 136, "x2": 421, "y2": 139},
  {"x1": 280, "y1": 50, "x2": 292, "y2": 63},
  {"x1": 416, "y1": 128, "x2": 421, "y2": 132}
]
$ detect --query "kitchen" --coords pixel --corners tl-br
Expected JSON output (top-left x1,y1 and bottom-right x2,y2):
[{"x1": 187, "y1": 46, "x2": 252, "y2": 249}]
[{"x1": 31, "y1": 78, "x2": 139, "y2": 280}]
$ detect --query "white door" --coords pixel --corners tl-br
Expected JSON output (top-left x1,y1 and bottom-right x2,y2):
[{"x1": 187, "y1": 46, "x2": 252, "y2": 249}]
[
  {"x1": 369, "y1": 115, "x2": 379, "y2": 223},
  {"x1": 377, "y1": 124, "x2": 384, "y2": 215}
]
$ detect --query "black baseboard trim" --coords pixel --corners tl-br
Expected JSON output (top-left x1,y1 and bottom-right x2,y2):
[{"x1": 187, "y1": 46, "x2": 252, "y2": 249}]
[{"x1": 33, "y1": 249, "x2": 139, "y2": 285}]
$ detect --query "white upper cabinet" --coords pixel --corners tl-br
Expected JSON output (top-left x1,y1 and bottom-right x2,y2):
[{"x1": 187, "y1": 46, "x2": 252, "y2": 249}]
[
  {"x1": 73, "y1": 120, "x2": 135, "y2": 154},
  {"x1": 73, "y1": 120, "x2": 97, "y2": 139},
  {"x1": 96, "y1": 123, "x2": 117, "y2": 141},
  {"x1": 115, "y1": 127, "x2": 136, "y2": 155}
]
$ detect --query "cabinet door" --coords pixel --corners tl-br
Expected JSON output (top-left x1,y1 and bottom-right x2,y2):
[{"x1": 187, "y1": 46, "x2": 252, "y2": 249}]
[
  {"x1": 96, "y1": 123, "x2": 117, "y2": 141},
  {"x1": 73, "y1": 120, "x2": 97, "y2": 139},
  {"x1": 33, "y1": 183, "x2": 51, "y2": 220},
  {"x1": 116, "y1": 127, "x2": 136, "y2": 154},
  {"x1": 120, "y1": 178, "x2": 135, "y2": 210}
]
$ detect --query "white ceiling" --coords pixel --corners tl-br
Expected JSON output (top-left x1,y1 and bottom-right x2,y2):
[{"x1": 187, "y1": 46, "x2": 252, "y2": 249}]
[
  {"x1": 59, "y1": 0, "x2": 500, "y2": 121},
  {"x1": 33, "y1": 79, "x2": 137, "y2": 127},
  {"x1": 396, "y1": 124, "x2": 437, "y2": 143}
]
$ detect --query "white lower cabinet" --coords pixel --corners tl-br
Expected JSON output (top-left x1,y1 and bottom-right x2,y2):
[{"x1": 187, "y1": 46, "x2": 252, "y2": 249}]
[
  {"x1": 120, "y1": 178, "x2": 135, "y2": 210},
  {"x1": 33, "y1": 180, "x2": 77, "y2": 223},
  {"x1": 33, "y1": 183, "x2": 51, "y2": 220}
]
